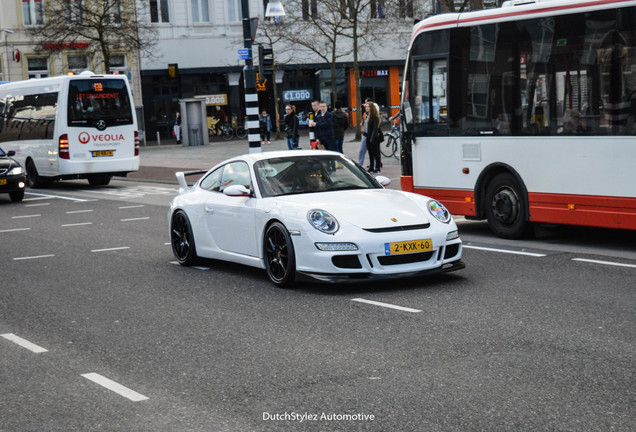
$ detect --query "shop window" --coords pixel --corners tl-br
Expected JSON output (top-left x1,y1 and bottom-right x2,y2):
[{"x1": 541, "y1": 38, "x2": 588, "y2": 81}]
[
  {"x1": 109, "y1": 54, "x2": 127, "y2": 75},
  {"x1": 150, "y1": 0, "x2": 170, "y2": 23},
  {"x1": 27, "y1": 57, "x2": 49, "y2": 79},
  {"x1": 22, "y1": 0, "x2": 45, "y2": 26}
]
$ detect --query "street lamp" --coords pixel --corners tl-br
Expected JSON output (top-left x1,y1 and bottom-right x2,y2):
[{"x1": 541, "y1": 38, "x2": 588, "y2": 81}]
[
  {"x1": 2, "y1": 29, "x2": 14, "y2": 82},
  {"x1": 241, "y1": 0, "x2": 285, "y2": 153}
]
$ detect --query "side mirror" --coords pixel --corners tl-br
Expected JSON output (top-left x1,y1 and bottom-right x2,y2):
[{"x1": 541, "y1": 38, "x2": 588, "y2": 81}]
[
  {"x1": 223, "y1": 184, "x2": 251, "y2": 197},
  {"x1": 7, "y1": 150, "x2": 16, "y2": 157},
  {"x1": 375, "y1": 175, "x2": 391, "y2": 187}
]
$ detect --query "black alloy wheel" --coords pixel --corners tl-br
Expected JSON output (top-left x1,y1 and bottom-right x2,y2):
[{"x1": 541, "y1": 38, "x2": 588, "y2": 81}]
[
  {"x1": 26, "y1": 160, "x2": 43, "y2": 188},
  {"x1": 263, "y1": 222, "x2": 296, "y2": 288},
  {"x1": 171, "y1": 210, "x2": 198, "y2": 265}
]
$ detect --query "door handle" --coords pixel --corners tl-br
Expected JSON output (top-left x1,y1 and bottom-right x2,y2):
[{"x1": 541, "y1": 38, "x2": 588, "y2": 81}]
[{"x1": 205, "y1": 206, "x2": 214, "y2": 214}]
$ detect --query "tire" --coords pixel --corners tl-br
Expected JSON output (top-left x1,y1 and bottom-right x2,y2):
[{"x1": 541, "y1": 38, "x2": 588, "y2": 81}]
[
  {"x1": 484, "y1": 173, "x2": 531, "y2": 239},
  {"x1": 9, "y1": 190, "x2": 25, "y2": 202},
  {"x1": 171, "y1": 210, "x2": 199, "y2": 266},
  {"x1": 236, "y1": 125, "x2": 247, "y2": 139},
  {"x1": 26, "y1": 160, "x2": 45, "y2": 188},
  {"x1": 263, "y1": 222, "x2": 296, "y2": 288},
  {"x1": 380, "y1": 134, "x2": 395, "y2": 158},
  {"x1": 87, "y1": 174, "x2": 112, "y2": 186}
]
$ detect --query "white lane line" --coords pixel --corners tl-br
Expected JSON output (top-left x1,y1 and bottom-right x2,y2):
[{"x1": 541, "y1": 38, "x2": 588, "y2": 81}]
[
  {"x1": 351, "y1": 298, "x2": 422, "y2": 313},
  {"x1": 169, "y1": 261, "x2": 209, "y2": 270},
  {"x1": 61, "y1": 222, "x2": 93, "y2": 227},
  {"x1": 66, "y1": 209, "x2": 94, "y2": 214},
  {"x1": 119, "y1": 205, "x2": 144, "y2": 209},
  {"x1": 26, "y1": 192, "x2": 89, "y2": 202},
  {"x1": 11, "y1": 214, "x2": 41, "y2": 219},
  {"x1": 1, "y1": 333, "x2": 48, "y2": 353},
  {"x1": 23, "y1": 196, "x2": 54, "y2": 201},
  {"x1": 572, "y1": 258, "x2": 636, "y2": 269},
  {"x1": 26, "y1": 203, "x2": 50, "y2": 207},
  {"x1": 0, "y1": 228, "x2": 31, "y2": 233},
  {"x1": 462, "y1": 245, "x2": 546, "y2": 257},
  {"x1": 91, "y1": 247, "x2": 130, "y2": 253},
  {"x1": 120, "y1": 217, "x2": 150, "y2": 222},
  {"x1": 81, "y1": 373, "x2": 149, "y2": 402},
  {"x1": 13, "y1": 254, "x2": 55, "y2": 261}
]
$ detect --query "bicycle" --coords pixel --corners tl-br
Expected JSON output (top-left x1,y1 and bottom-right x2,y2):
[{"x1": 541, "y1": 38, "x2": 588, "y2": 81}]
[
  {"x1": 209, "y1": 120, "x2": 234, "y2": 140},
  {"x1": 381, "y1": 118, "x2": 400, "y2": 160}
]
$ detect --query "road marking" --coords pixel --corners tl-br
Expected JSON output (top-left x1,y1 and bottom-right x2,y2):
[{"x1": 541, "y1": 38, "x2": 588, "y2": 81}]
[
  {"x1": 169, "y1": 261, "x2": 209, "y2": 270},
  {"x1": 11, "y1": 214, "x2": 41, "y2": 219},
  {"x1": 1, "y1": 333, "x2": 48, "y2": 353},
  {"x1": 351, "y1": 298, "x2": 422, "y2": 313},
  {"x1": 463, "y1": 245, "x2": 546, "y2": 257},
  {"x1": 91, "y1": 247, "x2": 130, "y2": 253},
  {"x1": 572, "y1": 258, "x2": 636, "y2": 269},
  {"x1": 26, "y1": 203, "x2": 50, "y2": 207},
  {"x1": 120, "y1": 217, "x2": 150, "y2": 222},
  {"x1": 66, "y1": 209, "x2": 94, "y2": 214},
  {"x1": 13, "y1": 254, "x2": 55, "y2": 261},
  {"x1": 61, "y1": 222, "x2": 93, "y2": 227},
  {"x1": 0, "y1": 228, "x2": 31, "y2": 233},
  {"x1": 23, "y1": 196, "x2": 54, "y2": 201},
  {"x1": 119, "y1": 205, "x2": 145, "y2": 209},
  {"x1": 81, "y1": 373, "x2": 149, "y2": 402},
  {"x1": 26, "y1": 192, "x2": 89, "y2": 202}
]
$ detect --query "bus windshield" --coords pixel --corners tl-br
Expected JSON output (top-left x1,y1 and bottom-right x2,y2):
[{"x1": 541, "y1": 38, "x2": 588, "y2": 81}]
[{"x1": 67, "y1": 79, "x2": 133, "y2": 128}]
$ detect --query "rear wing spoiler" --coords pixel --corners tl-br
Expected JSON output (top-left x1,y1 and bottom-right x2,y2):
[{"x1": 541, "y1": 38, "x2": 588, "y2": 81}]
[{"x1": 175, "y1": 170, "x2": 207, "y2": 193}]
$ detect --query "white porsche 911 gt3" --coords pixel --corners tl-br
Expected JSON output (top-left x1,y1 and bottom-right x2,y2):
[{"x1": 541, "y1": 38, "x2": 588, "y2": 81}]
[{"x1": 169, "y1": 150, "x2": 464, "y2": 287}]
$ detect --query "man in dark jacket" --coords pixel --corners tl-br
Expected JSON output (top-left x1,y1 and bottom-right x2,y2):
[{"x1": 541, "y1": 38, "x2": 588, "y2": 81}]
[
  {"x1": 332, "y1": 101, "x2": 349, "y2": 153},
  {"x1": 315, "y1": 100, "x2": 335, "y2": 152}
]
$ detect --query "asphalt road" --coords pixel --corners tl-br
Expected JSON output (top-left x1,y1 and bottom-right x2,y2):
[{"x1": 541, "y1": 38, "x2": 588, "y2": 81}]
[{"x1": 1, "y1": 182, "x2": 634, "y2": 431}]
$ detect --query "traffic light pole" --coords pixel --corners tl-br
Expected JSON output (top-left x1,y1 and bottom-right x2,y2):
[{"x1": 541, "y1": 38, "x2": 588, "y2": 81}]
[{"x1": 241, "y1": 0, "x2": 261, "y2": 153}]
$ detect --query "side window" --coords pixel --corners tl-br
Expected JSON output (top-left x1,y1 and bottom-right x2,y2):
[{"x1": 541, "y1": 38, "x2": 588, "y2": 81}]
[
  {"x1": 413, "y1": 59, "x2": 447, "y2": 125},
  {"x1": 200, "y1": 166, "x2": 223, "y2": 192},
  {"x1": 219, "y1": 161, "x2": 251, "y2": 193}
]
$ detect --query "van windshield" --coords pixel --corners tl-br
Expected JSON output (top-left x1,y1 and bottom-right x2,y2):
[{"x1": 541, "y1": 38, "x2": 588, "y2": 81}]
[{"x1": 67, "y1": 79, "x2": 133, "y2": 128}]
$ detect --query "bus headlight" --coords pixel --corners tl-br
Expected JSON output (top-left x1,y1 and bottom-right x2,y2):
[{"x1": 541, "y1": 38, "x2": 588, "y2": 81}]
[{"x1": 428, "y1": 199, "x2": 451, "y2": 224}]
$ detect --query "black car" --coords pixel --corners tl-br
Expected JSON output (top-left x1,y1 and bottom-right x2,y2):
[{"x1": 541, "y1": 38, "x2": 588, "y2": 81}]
[{"x1": 0, "y1": 147, "x2": 27, "y2": 202}]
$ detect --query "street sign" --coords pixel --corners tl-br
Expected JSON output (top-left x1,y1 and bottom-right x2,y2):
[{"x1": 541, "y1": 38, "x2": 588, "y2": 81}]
[{"x1": 238, "y1": 49, "x2": 250, "y2": 60}]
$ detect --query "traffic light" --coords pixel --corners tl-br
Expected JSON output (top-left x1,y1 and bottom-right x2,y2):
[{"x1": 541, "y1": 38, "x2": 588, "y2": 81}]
[{"x1": 258, "y1": 45, "x2": 274, "y2": 77}]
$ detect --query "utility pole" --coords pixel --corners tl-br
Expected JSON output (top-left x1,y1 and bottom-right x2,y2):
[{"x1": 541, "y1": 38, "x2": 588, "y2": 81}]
[{"x1": 240, "y1": 0, "x2": 261, "y2": 153}]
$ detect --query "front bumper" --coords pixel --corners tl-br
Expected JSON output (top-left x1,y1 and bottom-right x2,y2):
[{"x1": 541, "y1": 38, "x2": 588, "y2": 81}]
[{"x1": 0, "y1": 174, "x2": 27, "y2": 193}]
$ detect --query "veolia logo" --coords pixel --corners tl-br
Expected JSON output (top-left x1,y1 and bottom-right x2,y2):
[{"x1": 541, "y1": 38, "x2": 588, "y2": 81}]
[{"x1": 79, "y1": 132, "x2": 90, "y2": 144}]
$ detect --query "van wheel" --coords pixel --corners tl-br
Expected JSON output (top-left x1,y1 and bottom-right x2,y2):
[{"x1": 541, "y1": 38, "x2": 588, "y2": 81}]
[
  {"x1": 9, "y1": 190, "x2": 25, "y2": 202},
  {"x1": 26, "y1": 160, "x2": 44, "y2": 188},
  {"x1": 484, "y1": 173, "x2": 531, "y2": 239},
  {"x1": 88, "y1": 174, "x2": 112, "y2": 186}
]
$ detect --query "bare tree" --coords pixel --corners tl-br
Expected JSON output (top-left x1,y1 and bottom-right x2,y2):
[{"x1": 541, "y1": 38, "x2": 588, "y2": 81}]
[{"x1": 29, "y1": 0, "x2": 156, "y2": 73}]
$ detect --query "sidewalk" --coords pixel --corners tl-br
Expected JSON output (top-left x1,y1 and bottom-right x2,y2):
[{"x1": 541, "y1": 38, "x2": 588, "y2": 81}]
[{"x1": 127, "y1": 130, "x2": 402, "y2": 189}]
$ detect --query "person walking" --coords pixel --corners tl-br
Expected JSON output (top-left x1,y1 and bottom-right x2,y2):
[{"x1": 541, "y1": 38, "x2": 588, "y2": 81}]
[
  {"x1": 332, "y1": 101, "x2": 349, "y2": 153},
  {"x1": 173, "y1": 111, "x2": 182, "y2": 144},
  {"x1": 364, "y1": 101, "x2": 383, "y2": 173},
  {"x1": 357, "y1": 98, "x2": 378, "y2": 166},
  {"x1": 315, "y1": 100, "x2": 335, "y2": 152},
  {"x1": 259, "y1": 109, "x2": 272, "y2": 144},
  {"x1": 284, "y1": 104, "x2": 300, "y2": 149}
]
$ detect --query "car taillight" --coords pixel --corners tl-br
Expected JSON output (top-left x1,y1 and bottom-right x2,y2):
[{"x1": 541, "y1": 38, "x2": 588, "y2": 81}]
[
  {"x1": 59, "y1": 134, "x2": 70, "y2": 159},
  {"x1": 134, "y1": 131, "x2": 140, "y2": 156}
]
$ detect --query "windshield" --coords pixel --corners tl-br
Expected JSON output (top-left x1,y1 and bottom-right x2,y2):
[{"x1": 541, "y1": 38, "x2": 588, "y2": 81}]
[
  {"x1": 0, "y1": 147, "x2": 6, "y2": 157},
  {"x1": 254, "y1": 154, "x2": 382, "y2": 198},
  {"x1": 67, "y1": 79, "x2": 133, "y2": 128}
]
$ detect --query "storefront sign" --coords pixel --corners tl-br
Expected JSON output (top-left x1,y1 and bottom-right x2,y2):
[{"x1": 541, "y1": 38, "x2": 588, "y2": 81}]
[
  {"x1": 282, "y1": 89, "x2": 312, "y2": 102},
  {"x1": 362, "y1": 70, "x2": 388, "y2": 77},
  {"x1": 43, "y1": 42, "x2": 90, "y2": 50},
  {"x1": 195, "y1": 94, "x2": 228, "y2": 106}
]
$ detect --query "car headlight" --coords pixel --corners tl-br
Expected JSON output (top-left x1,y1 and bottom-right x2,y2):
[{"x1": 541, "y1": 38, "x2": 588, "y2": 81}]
[
  {"x1": 307, "y1": 209, "x2": 339, "y2": 234},
  {"x1": 427, "y1": 199, "x2": 451, "y2": 224},
  {"x1": 8, "y1": 166, "x2": 25, "y2": 176}
]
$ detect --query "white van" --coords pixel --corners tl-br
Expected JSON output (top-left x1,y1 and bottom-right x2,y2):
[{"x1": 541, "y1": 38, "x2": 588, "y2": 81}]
[{"x1": 0, "y1": 72, "x2": 140, "y2": 187}]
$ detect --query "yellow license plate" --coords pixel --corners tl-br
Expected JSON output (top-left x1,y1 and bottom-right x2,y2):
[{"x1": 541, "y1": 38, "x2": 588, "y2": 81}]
[
  {"x1": 385, "y1": 239, "x2": 433, "y2": 255},
  {"x1": 0, "y1": 179, "x2": 6, "y2": 185},
  {"x1": 92, "y1": 150, "x2": 114, "y2": 157}
]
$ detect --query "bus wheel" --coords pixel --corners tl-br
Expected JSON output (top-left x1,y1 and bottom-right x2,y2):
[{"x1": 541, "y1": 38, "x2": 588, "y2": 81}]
[
  {"x1": 484, "y1": 173, "x2": 531, "y2": 239},
  {"x1": 87, "y1": 174, "x2": 112, "y2": 186},
  {"x1": 26, "y1": 160, "x2": 43, "y2": 188}
]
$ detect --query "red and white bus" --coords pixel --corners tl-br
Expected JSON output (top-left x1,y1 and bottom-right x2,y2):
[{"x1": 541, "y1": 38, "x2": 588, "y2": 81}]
[
  {"x1": 0, "y1": 72, "x2": 139, "y2": 187},
  {"x1": 400, "y1": 0, "x2": 636, "y2": 238}
]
